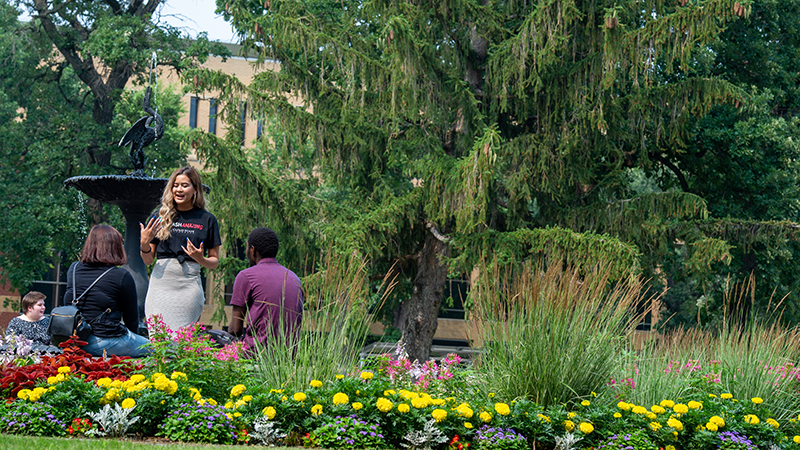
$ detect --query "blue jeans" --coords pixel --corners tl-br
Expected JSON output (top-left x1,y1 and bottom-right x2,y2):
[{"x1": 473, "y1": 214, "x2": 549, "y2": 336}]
[{"x1": 82, "y1": 329, "x2": 151, "y2": 358}]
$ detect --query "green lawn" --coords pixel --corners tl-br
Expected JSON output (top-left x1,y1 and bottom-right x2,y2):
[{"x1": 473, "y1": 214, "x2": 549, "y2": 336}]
[{"x1": 0, "y1": 434, "x2": 303, "y2": 449}]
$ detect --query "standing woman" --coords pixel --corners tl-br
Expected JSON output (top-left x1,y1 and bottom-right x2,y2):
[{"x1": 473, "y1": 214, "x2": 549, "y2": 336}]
[
  {"x1": 140, "y1": 166, "x2": 221, "y2": 330},
  {"x1": 63, "y1": 225, "x2": 149, "y2": 357}
]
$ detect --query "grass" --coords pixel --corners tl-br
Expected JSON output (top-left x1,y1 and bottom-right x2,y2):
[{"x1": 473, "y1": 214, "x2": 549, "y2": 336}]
[
  {"x1": 0, "y1": 434, "x2": 303, "y2": 449},
  {"x1": 470, "y1": 260, "x2": 651, "y2": 406}
]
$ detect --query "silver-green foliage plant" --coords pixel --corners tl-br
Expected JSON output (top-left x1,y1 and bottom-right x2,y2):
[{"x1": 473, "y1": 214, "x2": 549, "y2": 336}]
[
  {"x1": 554, "y1": 432, "x2": 584, "y2": 450},
  {"x1": 249, "y1": 416, "x2": 287, "y2": 446},
  {"x1": 471, "y1": 260, "x2": 650, "y2": 406},
  {"x1": 86, "y1": 403, "x2": 139, "y2": 438},
  {"x1": 400, "y1": 418, "x2": 448, "y2": 450}
]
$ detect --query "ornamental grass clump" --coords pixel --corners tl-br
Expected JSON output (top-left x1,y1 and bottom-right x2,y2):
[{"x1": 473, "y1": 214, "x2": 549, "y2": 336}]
[
  {"x1": 158, "y1": 401, "x2": 239, "y2": 444},
  {"x1": 308, "y1": 414, "x2": 386, "y2": 449},
  {"x1": 471, "y1": 260, "x2": 650, "y2": 406},
  {"x1": 474, "y1": 425, "x2": 527, "y2": 450},
  {"x1": 251, "y1": 252, "x2": 395, "y2": 393}
]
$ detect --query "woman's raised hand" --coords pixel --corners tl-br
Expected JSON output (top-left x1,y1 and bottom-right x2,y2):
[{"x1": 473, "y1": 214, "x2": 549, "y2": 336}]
[{"x1": 139, "y1": 216, "x2": 161, "y2": 249}]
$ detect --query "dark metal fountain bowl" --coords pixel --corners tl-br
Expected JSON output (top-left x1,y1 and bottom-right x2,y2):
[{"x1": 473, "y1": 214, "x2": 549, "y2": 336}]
[{"x1": 64, "y1": 175, "x2": 168, "y2": 217}]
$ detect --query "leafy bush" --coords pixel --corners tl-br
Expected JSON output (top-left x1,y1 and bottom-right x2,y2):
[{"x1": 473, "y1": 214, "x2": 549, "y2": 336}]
[
  {"x1": 0, "y1": 401, "x2": 66, "y2": 436},
  {"x1": 158, "y1": 401, "x2": 239, "y2": 444},
  {"x1": 309, "y1": 414, "x2": 386, "y2": 449}
]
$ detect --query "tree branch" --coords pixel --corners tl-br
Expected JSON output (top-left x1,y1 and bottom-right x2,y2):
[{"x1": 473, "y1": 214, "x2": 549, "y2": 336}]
[
  {"x1": 651, "y1": 152, "x2": 690, "y2": 192},
  {"x1": 426, "y1": 221, "x2": 450, "y2": 243}
]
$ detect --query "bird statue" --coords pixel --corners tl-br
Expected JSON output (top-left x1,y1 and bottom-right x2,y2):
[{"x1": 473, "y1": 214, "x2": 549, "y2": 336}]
[{"x1": 119, "y1": 86, "x2": 164, "y2": 177}]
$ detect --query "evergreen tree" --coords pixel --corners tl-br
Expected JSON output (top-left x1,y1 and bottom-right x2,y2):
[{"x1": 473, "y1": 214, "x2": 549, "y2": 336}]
[{"x1": 189, "y1": 0, "x2": 757, "y2": 361}]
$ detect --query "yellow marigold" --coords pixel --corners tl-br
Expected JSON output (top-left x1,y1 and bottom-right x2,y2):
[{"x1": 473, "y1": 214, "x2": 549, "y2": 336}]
[
  {"x1": 494, "y1": 403, "x2": 511, "y2": 416},
  {"x1": 667, "y1": 417, "x2": 683, "y2": 431},
  {"x1": 121, "y1": 398, "x2": 136, "y2": 409},
  {"x1": 207, "y1": 398, "x2": 218, "y2": 406},
  {"x1": 335, "y1": 374, "x2": 344, "y2": 380},
  {"x1": 464, "y1": 422, "x2": 473, "y2": 429},
  {"x1": 225, "y1": 401, "x2": 234, "y2": 409},
  {"x1": 384, "y1": 389, "x2": 396, "y2": 396},
  {"x1": 431, "y1": 398, "x2": 446, "y2": 406},
  {"x1": 632, "y1": 405, "x2": 648, "y2": 415},
  {"x1": 581, "y1": 400, "x2": 591, "y2": 407},
  {"x1": 360, "y1": 371, "x2": 374, "y2": 380},
  {"x1": 751, "y1": 397, "x2": 764, "y2": 404},
  {"x1": 234, "y1": 412, "x2": 242, "y2": 417},
  {"x1": 579, "y1": 422, "x2": 594, "y2": 434},
  {"x1": 189, "y1": 388, "x2": 201, "y2": 401},
  {"x1": 122, "y1": 379, "x2": 136, "y2": 390},
  {"x1": 151, "y1": 373, "x2": 164, "y2": 380},
  {"x1": 744, "y1": 414, "x2": 760, "y2": 425},
  {"x1": 399, "y1": 390, "x2": 416, "y2": 400},
  {"x1": 352, "y1": 402, "x2": 363, "y2": 410},
  {"x1": 96, "y1": 377, "x2": 112, "y2": 388},
  {"x1": 567, "y1": 411, "x2": 577, "y2": 418},
  {"x1": 130, "y1": 374, "x2": 146, "y2": 383},
  {"x1": 269, "y1": 388, "x2": 283, "y2": 394},
  {"x1": 766, "y1": 418, "x2": 779, "y2": 428},
  {"x1": 230, "y1": 384, "x2": 246, "y2": 397},
  {"x1": 281, "y1": 395, "x2": 288, "y2": 402},
  {"x1": 28, "y1": 387, "x2": 46, "y2": 402},
  {"x1": 432, "y1": 409, "x2": 447, "y2": 422},
  {"x1": 170, "y1": 372, "x2": 187, "y2": 381},
  {"x1": 332, "y1": 392, "x2": 349, "y2": 405},
  {"x1": 398, "y1": 403, "x2": 410, "y2": 413},
  {"x1": 687, "y1": 401, "x2": 702, "y2": 410},
  {"x1": 709, "y1": 416, "x2": 725, "y2": 427},
  {"x1": 650, "y1": 422, "x2": 662, "y2": 431},
  {"x1": 411, "y1": 397, "x2": 429, "y2": 409},
  {"x1": 480, "y1": 411, "x2": 492, "y2": 423},
  {"x1": 645, "y1": 412, "x2": 657, "y2": 420},
  {"x1": 110, "y1": 379, "x2": 122, "y2": 388},
  {"x1": 243, "y1": 395, "x2": 253, "y2": 402},
  {"x1": 673, "y1": 404, "x2": 689, "y2": 414},
  {"x1": 538, "y1": 414, "x2": 551, "y2": 423},
  {"x1": 57, "y1": 366, "x2": 71, "y2": 374},
  {"x1": 666, "y1": 446, "x2": 676, "y2": 450},
  {"x1": 618, "y1": 401, "x2": 632, "y2": 411},
  {"x1": 165, "y1": 380, "x2": 178, "y2": 395},
  {"x1": 234, "y1": 399, "x2": 246, "y2": 409},
  {"x1": 794, "y1": 436, "x2": 800, "y2": 444},
  {"x1": 660, "y1": 399, "x2": 675, "y2": 408},
  {"x1": 376, "y1": 397, "x2": 393, "y2": 413},
  {"x1": 721, "y1": 393, "x2": 733, "y2": 399},
  {"x1": 651, "y1": 405, "x2": 666, "y2": 414},
  {"x1": 564, "y1": 420, "x2": 575, "y2": 432},
  {"x1": 263, "y1": 406, "x2": 277, "y2": 419},
  {"x1": 47, "y1": 376, "x2": 58, "y2": 385},
  {"x1": 613, "y1": 413, "x2": 622, "y2": 418},
  {"x1": 489, "y1": 393, "x2": 495, "y2": 398},
  {"x1": 709, "y1": 394, "x2": 717, "y2": 398},
  {"x1": 310, "y1": 380, "x2": 323, "y2": 388},
  {"x1": 293, "y1": 392, "x2": 307, "y2": 402},
  {"x1": 457, "y1": 404, "x2": 474, "y2": 419},
  {"x1": 706, "y1": 422, "x2": 718, "y2": 432}
]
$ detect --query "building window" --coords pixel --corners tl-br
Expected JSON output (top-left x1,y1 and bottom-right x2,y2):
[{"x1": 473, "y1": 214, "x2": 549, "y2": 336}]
[
  {"x1": 189, "y1": 97, "x2": 198, "y2": 129},
  {"x1": 208, "y1": 98, "x2": 217, "y2": 135},
  {"x1": 256, "y1": 119, "x2": 264, "y2": 139}
]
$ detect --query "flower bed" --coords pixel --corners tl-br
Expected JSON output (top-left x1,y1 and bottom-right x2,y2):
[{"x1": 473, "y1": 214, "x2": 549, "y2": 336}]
[{"x1": 2, "y1": 324, "x2": 800, "y2": 449}]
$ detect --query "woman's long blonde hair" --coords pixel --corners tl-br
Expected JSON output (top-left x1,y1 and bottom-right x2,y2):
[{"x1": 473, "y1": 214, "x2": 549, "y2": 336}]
[{"x1": 156, "y1": 166, "x2": 207, "y2": 240}]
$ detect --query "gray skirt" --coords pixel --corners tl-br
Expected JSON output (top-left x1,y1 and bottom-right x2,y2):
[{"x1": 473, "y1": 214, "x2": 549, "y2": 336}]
[{"x1": 144, "y1": 258, "x2": 204, "y2": 330}]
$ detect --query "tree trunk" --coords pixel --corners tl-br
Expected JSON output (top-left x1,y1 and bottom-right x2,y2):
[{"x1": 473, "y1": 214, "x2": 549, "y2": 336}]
[{"x1": 400, "y1": 230, "x2": 450, "y2": 363}]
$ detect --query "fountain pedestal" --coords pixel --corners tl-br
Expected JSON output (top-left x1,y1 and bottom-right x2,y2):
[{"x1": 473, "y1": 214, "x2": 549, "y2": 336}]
[{"x1": 65, "y1": 175, "x2": 168, "y2": 332}]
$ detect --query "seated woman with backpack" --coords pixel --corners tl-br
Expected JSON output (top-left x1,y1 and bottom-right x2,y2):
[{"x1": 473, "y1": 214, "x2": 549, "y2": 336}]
[{"x1": 61, "y1": 224, "x2": 149, "y2": 357}]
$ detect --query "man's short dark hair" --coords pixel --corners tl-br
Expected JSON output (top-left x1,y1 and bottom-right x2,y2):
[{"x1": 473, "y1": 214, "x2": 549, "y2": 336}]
[{"x1": 249, "y1": 227, "x2": 279, "y2": 258}]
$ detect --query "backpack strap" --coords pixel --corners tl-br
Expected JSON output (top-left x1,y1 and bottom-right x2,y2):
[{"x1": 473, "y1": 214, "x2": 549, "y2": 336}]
[{"x1": 71, "y1": 263, "x2": 115, "y2": 307}]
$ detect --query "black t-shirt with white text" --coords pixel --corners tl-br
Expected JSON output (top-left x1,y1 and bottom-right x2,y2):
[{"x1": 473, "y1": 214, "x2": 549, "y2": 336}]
[{"x1": 152, "y1": 208, "x2": 221, "y2": 262}]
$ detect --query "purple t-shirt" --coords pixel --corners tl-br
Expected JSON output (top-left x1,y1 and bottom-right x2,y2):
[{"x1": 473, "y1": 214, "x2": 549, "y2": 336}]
[{"x1": 230, "y1": 258, "x2": 303, "y2": 350}]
